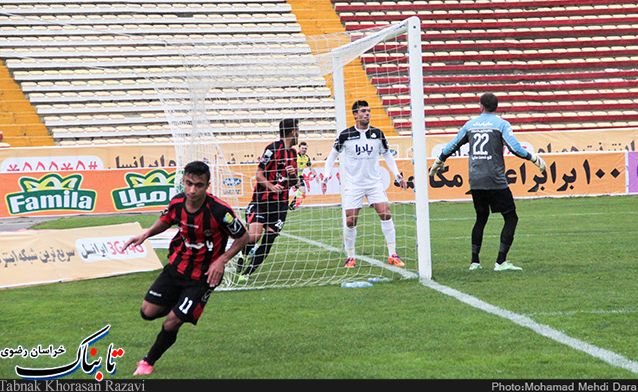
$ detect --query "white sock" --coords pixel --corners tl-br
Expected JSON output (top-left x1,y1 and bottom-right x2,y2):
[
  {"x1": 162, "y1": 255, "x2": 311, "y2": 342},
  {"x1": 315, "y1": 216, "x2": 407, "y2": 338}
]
[
  {"x1": 344, "y1": 225, "x2": 357, "y2": 258},
  {"x1": 380, "y1": 218, "x2": 396, "y2": 256}
]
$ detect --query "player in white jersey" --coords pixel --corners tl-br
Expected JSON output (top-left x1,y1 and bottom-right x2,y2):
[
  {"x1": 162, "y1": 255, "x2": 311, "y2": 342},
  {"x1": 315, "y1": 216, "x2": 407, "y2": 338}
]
[{"x1": 322, "y1": 100, "x2": 408, "y2": 268}]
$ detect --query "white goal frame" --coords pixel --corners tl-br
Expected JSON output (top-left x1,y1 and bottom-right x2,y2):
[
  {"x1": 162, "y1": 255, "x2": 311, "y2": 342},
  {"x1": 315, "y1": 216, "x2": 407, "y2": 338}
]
[{"x1": 330, "y1": 16, "x2": 432, "y2": 280}]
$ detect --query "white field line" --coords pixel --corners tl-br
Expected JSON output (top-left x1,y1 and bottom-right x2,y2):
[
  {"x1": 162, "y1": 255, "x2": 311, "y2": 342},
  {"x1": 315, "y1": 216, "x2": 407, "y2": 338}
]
[
  {"x1": 422, "y1": 279, "x2": 638, "y2": 375},
  {"x1": 280, "y1": 231, "x2": 638, "y2": 375}
]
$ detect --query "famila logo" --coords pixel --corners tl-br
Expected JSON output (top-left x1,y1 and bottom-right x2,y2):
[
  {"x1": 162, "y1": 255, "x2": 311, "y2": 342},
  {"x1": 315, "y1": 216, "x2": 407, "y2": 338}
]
[
  {"x1": 112, "y1": 169, "x2": 176, "y2": 210},
  {"x1": 6, "y1": 173, "x2": 96, "y2": 215}
]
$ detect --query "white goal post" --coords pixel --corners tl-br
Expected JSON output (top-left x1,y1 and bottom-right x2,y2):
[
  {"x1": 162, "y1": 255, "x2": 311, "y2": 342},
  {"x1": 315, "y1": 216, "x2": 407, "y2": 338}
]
[
  {"x1": 153, "y1": 16, "x2": 432, "y2": 289},
  {"x1": 328, "y1": 16, "x2": 431, "y2": 280}
]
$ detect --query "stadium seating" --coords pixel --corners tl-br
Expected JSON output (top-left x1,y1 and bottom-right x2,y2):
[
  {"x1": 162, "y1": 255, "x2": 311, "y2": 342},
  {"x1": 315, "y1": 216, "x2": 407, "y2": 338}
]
[
  {"x1": 0, "y1": 0, "x2": 336, "y2": 144},
  {"x1": 1, "y1": 0, "x2": 637, "y2": 143},
  {"x1": 333, "y1": 0, "x2": 638, "y2": 135}
]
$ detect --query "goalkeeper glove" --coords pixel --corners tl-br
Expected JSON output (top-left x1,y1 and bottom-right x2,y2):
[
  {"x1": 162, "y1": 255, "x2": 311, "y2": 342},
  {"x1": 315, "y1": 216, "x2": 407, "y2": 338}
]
[
  {"x1": 429, "y1": 158, "x2": 445, "y2": 176},
  {"x1": 530, "y1": 153, "x2": 546, "y2": 172}
]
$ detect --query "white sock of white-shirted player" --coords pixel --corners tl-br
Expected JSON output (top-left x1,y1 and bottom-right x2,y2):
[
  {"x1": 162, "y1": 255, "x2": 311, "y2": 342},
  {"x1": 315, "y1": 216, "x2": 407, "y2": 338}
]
[
  {"x1": 381, "y1": 218, "x2": 397, "y2": 256},
  {"x1": 344, "y1": 225, "x2": 357, "y2": 258}
]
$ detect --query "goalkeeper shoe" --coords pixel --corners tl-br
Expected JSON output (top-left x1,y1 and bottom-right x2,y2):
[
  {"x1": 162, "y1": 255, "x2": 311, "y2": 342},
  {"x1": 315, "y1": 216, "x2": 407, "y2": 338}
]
[
  {"x1": 387, "y1": 254, "x2": 405, "y2": 267},
  {"x1": 237, "y1": 274, "x2": 250, "y2": 283},
  {"x1": 344, "y1": 257, "x2": 356, "y2": 269},
  {"x1": 494, "y1": 261, "x2": 522, "y2": 271},
  {"x1": 468, "y1": 262, "x2": 482, "y2": 271},
  {"x1": 133, "y1": 360, "x2": 153, "y2": 376}
]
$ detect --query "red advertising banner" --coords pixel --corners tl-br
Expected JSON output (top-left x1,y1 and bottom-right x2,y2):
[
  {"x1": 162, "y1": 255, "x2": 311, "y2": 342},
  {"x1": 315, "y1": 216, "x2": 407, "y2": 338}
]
[
  {"x1": 1, "y1": 168, "x2": 178, "y2": 217},
  {"x1": 0, "y1": 152, "x2": 628, "y2": 218}
]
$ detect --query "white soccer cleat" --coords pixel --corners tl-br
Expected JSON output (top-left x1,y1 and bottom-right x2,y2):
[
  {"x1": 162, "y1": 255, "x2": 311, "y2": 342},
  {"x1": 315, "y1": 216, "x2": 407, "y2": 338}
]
[
  {"x1": 468, "y1": 263, "x2": 482, "y2": 271},
  {"x1": 494, "y1": 261, "x2": 522, "y2": 271}
]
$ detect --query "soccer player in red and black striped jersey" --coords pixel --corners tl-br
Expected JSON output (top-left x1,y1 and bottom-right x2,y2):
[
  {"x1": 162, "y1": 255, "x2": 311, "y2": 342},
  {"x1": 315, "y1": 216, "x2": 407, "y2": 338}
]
[
  {"x1": 236, "y1": 118, "x2": 299, "y2": 281},
  {"x1": 123, "y1": 160, "x2": 249, "y2": 376}
]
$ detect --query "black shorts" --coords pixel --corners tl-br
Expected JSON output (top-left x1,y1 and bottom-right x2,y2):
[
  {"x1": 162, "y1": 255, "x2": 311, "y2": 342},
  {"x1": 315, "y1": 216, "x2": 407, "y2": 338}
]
[
  {"x1": 245, "y1": 200, "x2": 288, "y2": 233},
  {"x1": 144, "y1": 266, "x2": 217, "y2": 325},
  {"x1": 471, "y1": 188, "x2": 516, "y2": 214}
]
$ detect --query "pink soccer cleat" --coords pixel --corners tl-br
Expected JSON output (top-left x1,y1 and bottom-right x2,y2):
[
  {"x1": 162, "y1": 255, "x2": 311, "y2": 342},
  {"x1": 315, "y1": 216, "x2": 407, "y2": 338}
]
[
  {"x1": 343, "y1": 257, "x2": 357, "y2": 268},
  {"x1": 387, "y1": 254, "x2": 405, "y2": 267},
  {"x1": 133, "y1": 359, "x2": 153, "y2": 376}
]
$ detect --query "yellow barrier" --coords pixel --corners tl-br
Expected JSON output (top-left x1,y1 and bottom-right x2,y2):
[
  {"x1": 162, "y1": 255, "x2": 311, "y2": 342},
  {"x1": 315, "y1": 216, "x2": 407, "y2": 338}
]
[{"x1": 0, "y1": 222, "x2": 162, "y2": 289}]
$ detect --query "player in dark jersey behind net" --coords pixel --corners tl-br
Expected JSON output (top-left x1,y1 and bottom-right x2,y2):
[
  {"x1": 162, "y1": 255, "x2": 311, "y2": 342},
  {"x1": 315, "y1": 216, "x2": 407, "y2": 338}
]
[
  {"x1": 236, "y1": 118, "x2": 299, "y2": 282},
  {"x1": 124, "y1": 160, "x2": 249, "y2": 376},
  {"x1": 429, "y1": 93, "x2": 546, "y2": 272}
]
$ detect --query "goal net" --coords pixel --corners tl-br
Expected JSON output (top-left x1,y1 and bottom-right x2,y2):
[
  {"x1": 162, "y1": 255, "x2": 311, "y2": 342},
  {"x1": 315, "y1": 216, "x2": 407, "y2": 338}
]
[{"x1": 153, "y1": 17, "x2": 430, "y2": 290}]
